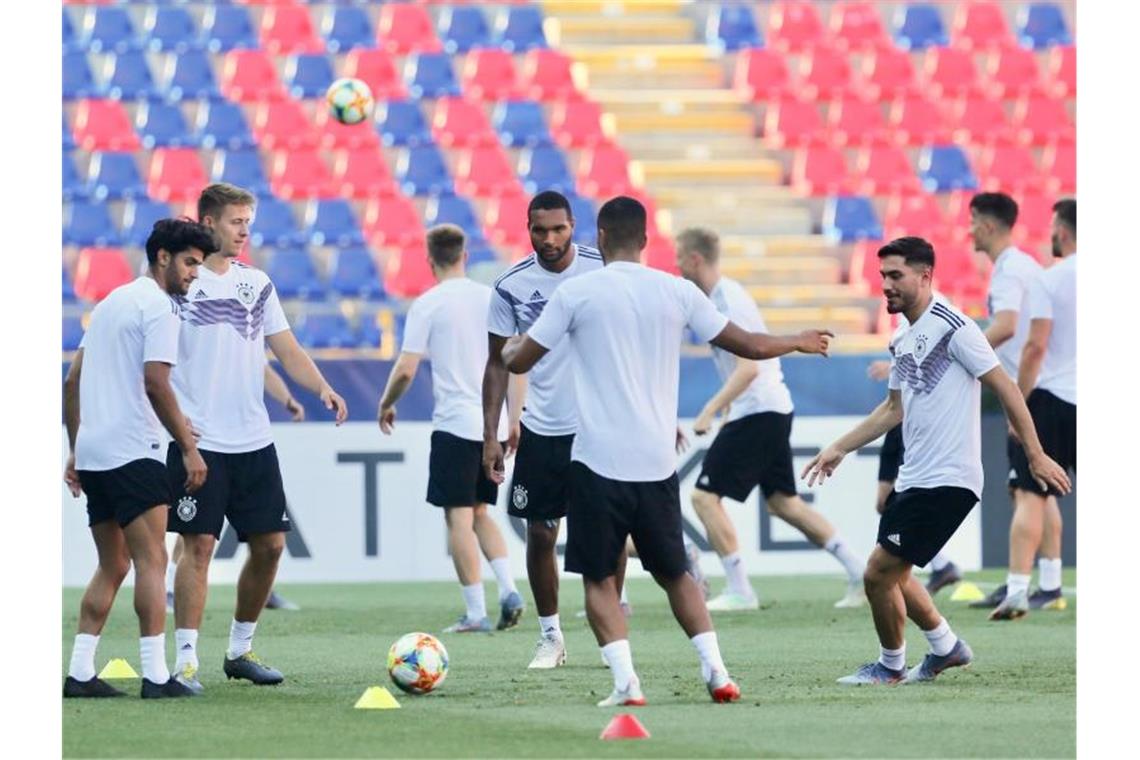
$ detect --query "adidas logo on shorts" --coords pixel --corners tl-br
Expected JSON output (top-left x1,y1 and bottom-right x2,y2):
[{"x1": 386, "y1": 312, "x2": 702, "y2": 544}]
[{"x1": 887, "y1": 533, "x2": 901, "y2": 546}]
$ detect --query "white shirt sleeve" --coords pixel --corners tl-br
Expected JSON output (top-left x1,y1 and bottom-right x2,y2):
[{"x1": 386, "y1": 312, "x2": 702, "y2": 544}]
[
  {"x1": 949, "y1": 321, "x2": 1001, "y2": 379},
  {"x1": 988, "y1": 269, "x2": 1025, "y2": 315},
  {"x1": 262, "y1": 282, "x2": 290, "y2": 337},
  {"x1": 681, "y1": 279, "x2": 729, "y2": 343},
  {"x1": 528, "y1": 286, "x2": 573, "y2": 350},
  {"x1": 401, "y1": 298, "x2": 430, "y2": 355},
  {"x1": 487, "y1": 286, "x2": 517, "y2": 338},
  {"x1": 142, "y1": 295, "x2": 181, "y2": 365},
  {"x1": 888, "y1": 355, "x2": 902, "y2": 391},
  {"x1": 1027, "y1": 274, "x2": 1054, "y2": 321}
]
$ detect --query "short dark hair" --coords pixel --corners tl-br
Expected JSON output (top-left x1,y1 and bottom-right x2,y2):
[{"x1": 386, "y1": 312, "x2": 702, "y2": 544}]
[
  {"x1": 1053, "y1": 198, "x2": 1076, "y2": 235},
  {"x1": 969, "y1": 192, "x2": 1019, "y2": 229},
  {"x1": 527, "y1": 190, "x2": 572, "y2": 223},
  {"x1": 596, "y1": 196, "x2": 647, "y2": 252},
  {"x1": 145, "y1": 218, "x2": 220, "y2": 265},
  {"x1": 877, "y1": 236, "x2": 936, "y2": 269},
  {"x1": 425, "y1": 223, "x2": 465, "y2": 268},
  {"x1": 197, "y1": 182, "x2": 256, "y2": 222}
]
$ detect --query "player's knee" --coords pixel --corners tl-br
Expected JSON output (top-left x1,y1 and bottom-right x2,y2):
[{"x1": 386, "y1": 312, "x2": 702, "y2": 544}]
[
  {"x1": 250, "y1": 534, "x2": 285, "y2": 564},
  {"x1": 691, "y1": 488, "x2": 718, "y2": 515},
  {"x1": 526, "y1": 521, "x2": 558, "y2": 550},
  {"x1": 766, "y1": 494, "x2": 796, "y2": 519},
  {"x1": 183, "y1": 535, "x2": 216, "y2": 567},
  {"x1": 102, "y1": 555, "x2": 131, "y2": 586}
]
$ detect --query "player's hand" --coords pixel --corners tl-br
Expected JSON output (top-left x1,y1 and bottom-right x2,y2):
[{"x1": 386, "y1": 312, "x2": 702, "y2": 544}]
[
  {"x1": 675, "y1": 428, "x2": 690, "y2": 454},
  {"x1": 693, "y1": 408, "x2": 715, "y2": 436},
  {"x1": 182, "y1": 448, "x2": 208, "y2": 493},
  {"x1": 867, "y1": 360, "x2": 892, "y2": 382},
  {"x1": 505, "y1": 421, "x2": 521, "y2": 460},
  {"x1": 801, "y1": 445, "x2": 846, "y2": 487},
  {"x1": 285, "y1": 397, "x2": 305, "y2": 422},
  {"x1": 321, "y1": 385, "x2": 348, "y2": 425},
  {"x1": 483, "y1": 438, "x2": 506, "y2": 484},
  {"x1": 184, "y1": 415, "x2": 201, "y2": 441},
  {"x1": 797, "y1": 329, "x2": 834, "y2": 357},
  {"x1": 378, "y1": 405, "x2": 396, "y2": 435},
  {"x1": 1029, "y1": 452, "x2": 1072, "y2": 495},
  {"x1": 64, "y1": 453, "x2": 82, "y2": 498}
]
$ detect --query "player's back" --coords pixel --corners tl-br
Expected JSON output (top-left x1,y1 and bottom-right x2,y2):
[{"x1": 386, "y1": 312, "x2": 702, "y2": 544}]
[
  {"x1": 989, "y1": 247, "x2": 1043, "y2": 378},
  {"x1": 1033, "y1": 254, "x2": 1076, "y2": 403},
  {"x1": 710, "y1": 276, "x2": 793, "y2": 419}
]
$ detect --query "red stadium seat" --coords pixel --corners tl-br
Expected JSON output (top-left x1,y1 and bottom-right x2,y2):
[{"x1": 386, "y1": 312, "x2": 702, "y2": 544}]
[
  {"x1": 828, "y1": 96, "x2": 889, "y2": 147},
  {"x1": 791, "y1": 146, "x2": 852, "y2": 196},
  {"x1": 431, "y1": 97, "x2": 497, "y2": 147},
  {"x1": 577, "y1": 142, "x2": 635, "y2": 197},
  {"x1": 767, "y1": 1, "x2": 828, "y2": 52},
  {"x1": 1042, "y1": 139, "x2": 1075, "y2": 194},
  {"x1": 1010, "y1": 191, "x2": 1055, "y2": 251},
  {"x1": 828, "y1": 1, "x2": 890, "y2": 51},
  {"x1": 799, "y1": 45, "x2": 858, "y2": 100},
  {"x1": 987, "y1": 45, "x2": 1045, "y2": 98},
  {"x1": 147, "y1": 148, "x2": 207, "y2": 201},
  {"x1": 332, "y1": 147, "x2": 397, "y2": 199},
  {"x1": 259, "y1": 3, "x2": 324, "y2": 55},
  {"x1": 945, "y1": 190, "x2": 977, "y2": 235},
  {"x1": 377, "y1": 3, "x2": 442, "y2": 55},
  {"x1": 923, "y1": 47, "x2": 986, "y2": 99},
  {"x1": 856, "y1": 145, "x2": 921, "y2": 196},
  {"x1": 642, "y1": 236, "x2": 678, "y2": 275},
  {"x1": 976, "y1": 144, "x2": 1043, "y2": 193},
  {"x1": 862, "y1": 46, "x2": 920, "y2": 100},
  {"x1": 1048, "y1": 45, "x2": 1075, "y2": 98},
  {"x1": 951, "y1": 95, "x2": 1016, "y2": 146},
  {"x1": 1011, "y1": 96, "x2": 1075, "y2": 147},
  {"x1": 549, "y1": 100, "x2": 607, "y2": 148},
  {"x1": 763, "y1": 97, "x2": 826, "y2": 149},
  {"x1": 253, "y1": 100, "x2": 319, "y2": 151},
  {"x1": 454, "y1": 144, "x2": 521, "y2": 198},
  {"x1": 484, "y1": 193, "x2": 531, "y2": 251},
  {"x1": 883, "y1": 193, "x2": 948, "y2": 239},
  {"x1": 315, "y1": 106, "x2": 382, "y2": 151},
  {"x1": 951, "y1": 1, "x2": 1014, "y2": 50},
  {"x1": 72, "y1": 99, "x2": 140, "y2": 152},
  {"x1": 221, "y1": 50, "x2": 286, "y2": 102},
  {"x1": 520, "y1": 49, "x2": 582, "y2": 101},
  {"x1": 462, "y1": 49, "x2": 521, "y2": 101},
  {"x1": 384, "y1": 243, "x2": 436, "y2": 298},
  {"x1": 343, "y1": 49, "x2": 408, "y2": 101},
  {"x1": 888, "y1": 96, "x2": 951, "y2": 146},
  {"x1": 270, "y1": 148, "x2": 337, "y2": 199},
  {"x1": 851, "y1": 238, "x2": 886, "y2": 292},
  {"x1": 363, "y1": 194, "x2": 426, "y2": 248},
  {"x1": 73, "y1": 247, "x2": 133, "y2": 303},
  {"x1": 733, "y1": 47, "x2": 796, "y2": 102}
]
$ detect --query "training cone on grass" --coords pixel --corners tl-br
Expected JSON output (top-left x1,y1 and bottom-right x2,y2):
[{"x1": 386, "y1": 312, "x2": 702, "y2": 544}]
[
  {"x1": 98, "y1": 658, "x2": 139, "y2": 679},
  {"x1": 354, "y1": 686, "x2": 401, "y2": 710},
  {"x1": 600, "y1": 713, "x2": 650, "y2": 740},
  {"x1": 951, "y1": 582, "x2": 986, "y2": 602}
]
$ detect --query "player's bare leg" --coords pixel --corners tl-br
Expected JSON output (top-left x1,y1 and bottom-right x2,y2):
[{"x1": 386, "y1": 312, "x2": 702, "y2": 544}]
[
  {"x1": 900, "y1": 565, "x2": 973, "y2": 683},
  {"x1": 768, "y1": 493, "x2": 865, "y2": 606},
  {"x1": 1029, "y1": 496, "x2": 1066, "y2": 610},
  {"x1": 653, "y1": 570, "x2": 739, "y2": 702},
  {"x1": 584, "y1": 575, "x2": 645, "y2": 706},
  {"x1": 170, "y1": 532, "x2": 213, "y2": 690},
  {"x1": 123, "y1": 506, "x2": 184, "y2": 695},
  {"x1": 65, "y1": 522, "x2": 132, "y2": 698},
  {"x1": 223, "y1": 531, "x2": 286, "y2": 685},
  {"x1": 472, "y1": 503, "x2": 523, "y2": 629},
  {"x1": 525, "y1": 519, "x2": 565, "y2": 668},
  {"x1": 442, "y1": 506, "x2": 491, "y2": 632},
  {"x1": 693, "y1": 488, "x2": 756, "y2": 609},
  {"x1": 994, "y1": 490, "x2": 1047, "y2": 619}
]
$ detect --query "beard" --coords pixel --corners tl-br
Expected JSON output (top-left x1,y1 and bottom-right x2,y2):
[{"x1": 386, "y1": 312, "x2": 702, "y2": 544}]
[
  {"x1": 537, "y1": 240, "x2": 571, "y2": 264},
  {"x1": 1051, "y1": 234, "x2": 1063, "y2": 258}
]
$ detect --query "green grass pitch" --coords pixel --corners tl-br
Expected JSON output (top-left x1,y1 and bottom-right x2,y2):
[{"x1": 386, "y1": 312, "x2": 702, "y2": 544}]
[{"x1": 62, "y1": 571, "x2": 1074, "y2": 758}]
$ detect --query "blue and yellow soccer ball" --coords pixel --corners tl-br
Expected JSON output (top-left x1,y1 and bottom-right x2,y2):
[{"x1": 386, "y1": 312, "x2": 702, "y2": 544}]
[
  {"x1": 387, "y1": 632, "x2": 449, "y2": 694},
  {"x1": 326, "y1": 77, "x2": 374, "y2": 126}
]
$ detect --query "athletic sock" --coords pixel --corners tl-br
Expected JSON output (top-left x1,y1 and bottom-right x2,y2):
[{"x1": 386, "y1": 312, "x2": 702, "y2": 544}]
[
  {"x1": 824, "y1": 535, "x2": 864, "y2": 584},
  {"x1": 1038, "y1": 558, "x2": 1063, "y2": 592},
  {"x1": 140, "y1": 634, "x2": 170, "y2": 684},
  {"x1": 879, "y1": 644, "x2": 905, "y2": 671},
  {"x1": 489, "y1": 557, "x2": 518, "y2": 601},
  {"x1": 1006, "y1": 573, "x2": 1031, "y2": 599},
  {"x1": 538, "y1": 614, "x2": 562, "y2": 638},
  {"x1": 600, "y1": 639, "x2": 636, "y2": 692},
  {"x1": 165, "y1": 560, "x2": 177, "y2": 596},
  {"x1": 720, "y1": 552, "x2": 752, "y2": 597},
  {"x1": 68, "y1": 633, "x2": 99, "y2": 681},
  {"x1": 690, "y1": 631, "x2": 727, "y2": 683},
  {"x1": 461, "y1": 582, "x2": 487, "y2": 621},
  {"x1": 930, "y1": 552, "x2": 952, "y2": 572},
  {"x1": 227, "y1": 620, "x2": 257, "y2": 659},
  {"x1": 174, "y1": 628, "x2": 198, "y2": 671},
  {"x1": 923, "y1": 617, "x2": 959, "y2": 657}
]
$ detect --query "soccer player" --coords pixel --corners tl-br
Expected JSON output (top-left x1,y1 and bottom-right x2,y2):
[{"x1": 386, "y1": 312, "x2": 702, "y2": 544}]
[
  {"x1": 481, "y1": 191, "x2": 604, "y2": 668},
  {"x1": 503, "y1": 196, "x2": 833, "y2": 705},
  {"x1": 379, "y1": 224, "x2": 524, "y2": 633},
  {"x1": 991, "y1": 199, "x2": 1077, "y2": 619},
  {"x1": 674, "y1": 227, "x2": 866, "y2": 610},
  {"x1": 802, "y1": 237, "x2": 1070, "y2": 685},
  {"x1": 63, "y1": 219, "x2": 216, "y2": 699},
  {"x1": 167, "y1": 183, "x2": 348, "y2": 693}
]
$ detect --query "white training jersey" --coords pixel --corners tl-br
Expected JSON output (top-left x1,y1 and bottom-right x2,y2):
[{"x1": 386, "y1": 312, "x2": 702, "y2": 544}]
[
  {"x1": 889, "y1": 295, "x2": 1001, "y2": 498},
  {"x1": 709, "y1": 277, "x2": 794, "y2": 420},
  {"x1": 172, "y1": 262, "x2": 290, "y2": 453},
  {"x1": 529, "y1": 261, "x2": 729, "y2": 482},
  {"x1": 74, "y1": 277, "x2": 181, "y2": 471},
  {"x1": 402, "y1": 277, "x2": 508, "y2": 442},
  {"x1": 487, "y1": 244, "x2": 604, "y2": 436},
  {"x1": 987, "y1": 246, "x2": 1043, "y2": 379},
  {"x1": 1027, "y1": 254, "x2": 1076, "y2": 404}
]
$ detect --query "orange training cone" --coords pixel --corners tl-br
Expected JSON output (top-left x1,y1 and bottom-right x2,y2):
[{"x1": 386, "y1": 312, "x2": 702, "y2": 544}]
[{"x1": 600, "y1": 713, "x2": 650, "y2": 740}]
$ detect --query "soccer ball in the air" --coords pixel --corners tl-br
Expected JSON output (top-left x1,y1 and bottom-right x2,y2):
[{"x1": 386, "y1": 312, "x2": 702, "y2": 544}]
[
  {"x1": 326, "y1": 77, "x2": 374, "y2": 126},
  {"x1": 387, "y1": 632, "x2": 449, "y2": 694}
]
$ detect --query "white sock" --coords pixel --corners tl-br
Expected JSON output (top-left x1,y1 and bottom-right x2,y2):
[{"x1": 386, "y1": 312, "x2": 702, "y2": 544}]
[
  {"x1": 175, "y1": 628, "x2": 198, "y2": 670},
  {"x1": 720, "y1": 552, "x2": 752, "y2": 597},
  {"x1": 68, "y1": 633, "x2": 99, "y2": 681},
  {"x1": 619, "y1": 584, "x2": 628, "y2": 605},
  {"x1": 922, "y1": 617, "x2": 959, "y2": 656},
  {"x1": 824, "y1": 535, "x2": 864, "y2": 584},
  {"x1": 1038, "y1": 558, "x2": 1063, "y2": 592},
  {"x1": 461, "y1": 582, "x2": 487, "y2": 621},
  {"x1": 140, "y1": 634, "x2": 170, "y2": 684},
  {"x1": 1006, "y1": 572, "x2": 1031, "y2": 598},
  {"x1": 165, "y1": 560, "x2": 177, "y2": 596},
  {"x1": 930, "y1": 552, "x2": 951, "y2": 572},
  {"x1": 879, "y1": 644, "x2": 905, "y2": 671},
  {"x1": 690, "y1": 631, "x2": 727, "y2": 682},
  {"x1": 489, "y1": 557, "x2": 518, "y2": 601},
  {"x1": 227, "y1": 619, "x2": 257, "y2": 659},
  {"x1": 600, "y1": 639, "x2": 636, "y2": 691},
  {"x1": 538, "y1": 614, "x2": 562, "y2": 638}
]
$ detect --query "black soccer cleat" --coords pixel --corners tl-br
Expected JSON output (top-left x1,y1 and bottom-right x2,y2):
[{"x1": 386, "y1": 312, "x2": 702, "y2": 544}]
[
  {"x1": 969, "y1": 583, "x2": 1007, "y2": 609},
  {"x1": 925, "y1": 562, "x2": 963, "y2": 594},
  {"x1": 140, "y1": 677, "x2": 199, "y2": 699},
  {"x1": 1028, "y1": 587, "x2": 1068, "y2": 610},
  {"x1": 63, "y1": 676, "x2": 126, "y2": 698},
  {"x1": 265, "y1": 590, "x2": 300, "y2": 611},
  {"x1": 224, "y1": 652, "x2": 284, "y2": 685}
]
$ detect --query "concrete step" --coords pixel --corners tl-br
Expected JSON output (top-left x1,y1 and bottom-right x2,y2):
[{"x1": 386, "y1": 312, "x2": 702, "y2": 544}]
[
  {"x1": 549, "y1": 15, "x2": 695, "y2": 45},
  {"x1": 589, "y1": 88, "x2": 744, "y2": 113},
  {"x1": 583, "y1": 67, "x2": 725, "y2": 90},
  {"x1": 542, "y1": 0, "x2": 685, "y2": 15},
  {"x1": 720, "y1": 235, "x2": 838, "y2": 258},
  {"x1": 649, "y1": 183, "x2": 800, "y2": 205},
  {"x1": 663, "y1": 204, "x2": 812, "y2": 237},
  {"x1": 637, "y1": 158, "x2": 783, "y2": 185},
  {"x1": 759, "y1": 306, "x2": 874, "y2": 336},
  {"x1": 721, "y1": 257, "x2": 842, "y2": 285},
  {"x1": 622, "y1": 136, "x2": 765, "y2": 161},
  {"x1": 614, "y1": 110, "x2": 754, "y2": 134}
]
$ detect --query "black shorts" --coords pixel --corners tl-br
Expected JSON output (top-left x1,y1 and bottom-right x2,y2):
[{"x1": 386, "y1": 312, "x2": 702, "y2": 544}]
[
  {"x1": 565, "y1": 462, "x2": 686, "y2": 582},
  {"x1": 878, "y1": 487, "x2": 978, "y2": 567},
  {"x1": 79, "y1": 458, "x2": 172, "y2": 528},
  {"x1": 166, "y1": 443, "x2": 290, "y2": 541},
  {"x1": 878, "y1": 424, "x2": 905, "y2": 483},
  {"x1": 695, "y1": 412, "x2": 797, "y2": 501},
  {"x1": 507, "y1": 424, "x2": 573, "y2": 521},
  {"x1": 1010, "y1": 389, "x2": 1077, "y2": 496},
  {"x1": 427, "y1": 431, "x2": 499, "y2": 507}
]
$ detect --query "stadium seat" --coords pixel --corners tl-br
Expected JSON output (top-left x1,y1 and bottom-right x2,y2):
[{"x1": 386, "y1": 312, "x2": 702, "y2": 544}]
[
  {"x1": 520, "y1": 49, "x2": 581, "y2": 101},
  {"x1": 484, "y1": 193, "x2": 532, "y2": 251},
  {"x1": 767, "y1": 1, "x2": 828, "y2": 52},
  {"x1": 856, "y1": 146, "x2": 920, "y2": 196},
  {"x1": 823, "y1": 195, "x2": 883, "y2": 242},
  {"x1": 923, "y1": 46, "x2": 986, "y2": 99},
  {"x1": 63, "y1": 10, "x2": 77, "y2": 51},
  {"x1": 396, "y1": 144, "x2": 453, "y2": 196},
  {"x1": 221, "y1": 50, "x2": 287, "y2": 102},
  {"x1": 1009, "y1": 190, "x2": 1055, "y2": 249},
  {"x1": 194, "y1": 100, "x2": 256, "y2": 149},
  {"x1": 65, "y1": 202, "x2": 120, "y2": 247},
  {"x1": 706, "y1": 4, "x2": 762, "y2": 51},
  {"x1": 425, "y1": 194, "x2": 486, "y2": 244},
  {"x1": 882, "y1": 192, "x2": 948, "y2": 238},
  {"x1": 405, "y1": 53, "x2": 461, "y2": 99},
  {"x1": 72, "y1": 99, "x2": 140, "y2": 151},
  {"x1": 254, "y1": 100, "x2": 319, "y2": 151},
  {"x1": 569, "y1": 194, "x2": 599, "y2": 246},
  {"x1": 104, "y1": 50, "x2": 162, "y2": 99},
  {"x1": 286, "y1": 53, "x2": 335, "y2": 98},
  {"x1": 455, "y1": 144, "x2": 521, "y2": 198},
  {"x1": 976, "y1": 144, "x2": 1043, "y2": 193},
  {"x1": 384, "y1": 244, "x2": 436, "y2": 298},
  {"x1": 268, "y1": 248, "x2": 325, "y2": 301},
  {"x1": 305, "y1": 198, "x2": 364, "y2": 247},
  {"x1": 143, "y1": 5, "x2": 199, "y2": 53},
  {"x1": 63, "y1": 111, "x2": 76, "y2": 151},
  {"x1": 343, "y1": 49, "x2": 408, "y2": 100},
  {"x1": 987, "y1": 45, "x2": 1046, "y2": 98},
  {"x1": 120, "y1": 198, "x2": 174, "y2": 247},
  {"x1": 332, "y1": 146, "x2": 395, "y2": 198},
  {"x1": 64, "y1": 50, "x2": 100, "y2": 100},
  {"x1": 294, "y1": 312, "x2": 358, "y2": 348},
  {"x1": 321, "y1": 4, "x2": 373, "y2": 53},
  {"x1": 829, "y1": 1, "x2": 890, "y2": 51},
  {"x1": 201, "y1": 5, "x2": 258, "y2": 52},
  {"x1": 1018, "y1": 3, "x2": 1072, "y2": 49},
  {"x1": 951, "y1": 1, "x2": 1014, "y2": 50},
  {"x1": 439, "y1": 6, "x2": 491, "y2": 54},
  {"x1": 259, "y1": 3, "x2": 323, "y2": 55},
  {"x1": 462, "y1": 49, "x2": 521, "y2": 101},
  {"x1": 364, "y1": 194, "x2": 426, "y2": 248},
  {"x1": 888, "y1": 95, "x2": 951, "y2": 146},
  {"x1": 74, "y1": 247, "x2": 133, "y2": 302},
  {"x1": 828, "y1": 96, "x2": 889, "y2": 146},
  {"x1": 358, "y1": 308, "x2": 405, "y2": 353},
  {"x1": 377, "y1": 3, "x2": 442, "y2": 55},
  {"x1": 495, "y1": 4, "x2": 547, "y2": 52},
  {"x1": 518, "y1": 144, "x2": 575, "y2": 194},
  {"x1": 944, "y1": 189, "x2": 977, "y2": 231},
  {"x1": 578, "y1": 143, "x2": 636, "y2": 198},
  {"x1": 466, "y1": 241, "x2": 497, "y2": 266},
  {"x1": 951, "y1": 95, "x2": 1016, "y2": 145},
  {"x1": 135, "y1": 101, "x2": 195, "y2": 149},
  {"x1": 147, "y1": 147, "x2": 208, "y2": 201},
  {"x1": 63, "y1": 154, "x2": 88, "y2": 201},
  {"x1": 250, "y1": 196, "x2": 305, "y2": 249},
  {"x1": 862, "y1": 46, "x2": 920, "y2": 99},
  {"x1": 328, "y1": 246, "x2": 386, "y2": 300},
  {"x1": 1042, "y1": 140, "x2": 1075, "y2": 194},
  {"x1": 87, "y1": 151, "x2": 146, "y2": 200},
  {"x1": 493, "y1": 100, "x2": 550, "y2": 147},
  {"x1": 376, "y1": 100, "x2": 430, "y2": 146},
  {"x1": 918, "y1": 145, "x2": 978, "y2": 192},
  {"x1": 764, "y1": 97, "x2": 827, "y2": 149},
  {"x1": 431, "y1": 97, "x2": 497, "y2": 147},
  {"x1": 549, "y1": 100, "x2": 607, "y2": 148},
  {"x1": 81, "y1": 5, "x2": 137, "y2": 53},
  {"x1": 212, "y1": 148, "x2": 271, "y2": 195},
  {"x1": 893, "y1": 3, "x2": 948, "y2": 49},
  {"x1": 733, "y1": 47, "x2": 795, "y2": 101},
  {"x1": 316, "y1": 106, "x2": 382, "y2": 151},
  {"x1": 1048, "y1": 45, "x2": 1075, "y2": 98},
  {"x1": 791, "y1": 146, "x2": 852, "y2": 196},
  {"x1": 162, "y1": 48, "x2": 222, "y2": 100},
  {"x1": 801, "y1": 45, "x2": 859, "y2": 100},
  {"x1": 270, "y1": 149, "x2": 337, "y2": 199},
  {"x1": 63, "y1": 268, "x2": 78, "y2": 305}
]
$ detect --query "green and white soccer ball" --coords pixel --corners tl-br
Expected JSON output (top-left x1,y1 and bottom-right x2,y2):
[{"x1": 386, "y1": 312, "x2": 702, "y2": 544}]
[
  {"x1": 326, "y1": 77, "x2": 374, "y2": 126},
  {"x1": 386, "y1": 632, "x2": 449, "y2": 694}
]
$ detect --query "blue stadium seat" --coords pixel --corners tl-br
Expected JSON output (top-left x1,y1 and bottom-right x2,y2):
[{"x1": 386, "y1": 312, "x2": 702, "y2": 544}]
[
  {"x1": 495, "y1": 5, "x2": 548, "y2": 52},
  {"x1": 212, "y1": 149, "x2": 271, "y2": 195},
  {"x1": 323, "y1": 4, "x2": 374, "y2": 53},
  {"x1": 328, "y1": 246, "x2": 386, "y2": 300},
  {"x1": 518, "y1": 145, "x2": 575, "y2": 195},
  {"x1": 397, "y1": 145, "x2": 453, "y2": 196},
  {"x1": 135, "y1": 102, "x2": 196, "y2": 148},
  {"x1": 918, "y1": 145, "x2": 979, "y2": 192},
  {"x1": 65, "y1": 202, "x2": 121, "y2": 247},
  {"x1": 63, "y1": 153, "x2": 88, "y2": 201},
  {"x1": 405, "y1": 53, "x2": 460, "y2": 99},
  {"x1": 144, "y1": 5, "x2": 200, "y2": 53},
  {"x1": 706, "y1": 4, "x2": 763, "y2": 51},
  {"x1": 304, "y1": 199, "x2": 365, "y2": 247},
  {"x1": 195, "y1": 100, "x2": 256, "y2": 149},
  {"x1": 63, "y1": 268, "x2": 77, "y2": 304},
  {"x1": 822, "y1": 196, "x2": 883, "y2": 242},
  {"x1": 376, "y1": 101, "x2": 430, "y2": 147},
  {"x1": 105, "y1": 50, "x2": 162, "y2": 100},
  {"x1": 286, "y1": 54, "x2": 336, "y2": 99},
  {"x1": 1018, "y1": 3, "x2": 1071, "y2": 49},
  {"x1": 493, "y1": 101, "x2": 550, "y2": 147},
  {"x1": 250, "y1": 197, "x2": 306, "y2": 250},
  {"x1": 293, "y1": 312, "x2": 357, "y2": 348},
  {"x1": 268, "y1": 249, "x2": 325, "y2": 301},
  {"x1": 201, "y1": 5, "x2": 257, "y2": 52},
  {"x1": 359, "y1": 309, "x2": 405, "y2": 351},
  {"x1": 63, "y1": 316, "x2": 85, "y2": 352},
  {"x1": 63, "y1": 51, "x2": 100, "y2": 100},
  {"x1": 163, "y1": 48, "x2": 222, "y2": 100},
  {"x1": 568, "y1": 194, "x2": 598, "y2": 245},
  {"x1": 87, "y1": 152, "x2": 146, "y2": 201},
  {"x1": 425, "y1": 194, "x2": 486, "y2": 244},
  {"x1": 893, "y1": 4, "x2": 949, "y2": 50},
  {"x1": 466, "y1": 241, "x2": 497, "y2": 265},
  {"x1": 63, "y1": 10, "x2": 78, "y2": 51},
  {"x1": 120, "y1": 198, "x2": 173, "y2": 247},
  {"x1": 63, "y1": 112, "x2": 76, "y2": 151},
  {"x1": 438, "y1": 6, "x2": 491, "y2": 54},
  {"x1": 82, "y1": 6, "x2": 138, "y2": 54}
]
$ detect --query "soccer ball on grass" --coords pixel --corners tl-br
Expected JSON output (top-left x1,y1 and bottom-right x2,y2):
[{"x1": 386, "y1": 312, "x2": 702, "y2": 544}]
[{"x1": 387, "y1": 632, "x2": 449, "y2": 694}]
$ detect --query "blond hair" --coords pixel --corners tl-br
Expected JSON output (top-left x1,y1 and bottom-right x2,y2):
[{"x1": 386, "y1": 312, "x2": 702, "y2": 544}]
[
  {"x1": 675, "y1": 227, "x2": 720, "y2": 264},
  {"x1": 197, "y1": 183, "x2": 257, "y2": 223},
  {"x1": 425, "y1": 224, "x2": 466, "y2": 269}
]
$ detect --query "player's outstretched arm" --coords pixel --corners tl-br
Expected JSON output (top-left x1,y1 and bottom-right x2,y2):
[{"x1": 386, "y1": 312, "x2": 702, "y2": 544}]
[
  {"x1": 63, "y1": 349, "x2": 84, "y2": 496},
  {"x1": 801, "y1": 392, "x2": 903, "y2": 487},
  {"x1": 502, "y1": 335, "x2": 550, "y2": 374},
  {"x1": 710, "y1": 321, "x2": 833, "y2": 360},
  {"x1": 144, "y1": 361, "x2": 207, "y2": 493},
  {"x1": 377, "y1": 351, "x2": 421, "y2": 435},
  {"x1": 482, "y1": 334, "x2": 511, "y2": 482},
  {"x1": 981, "y1": 366, "x2": 1071, "y2": 495},
  {"x1": 264, "y1": 363, "x2": 304, "y2": 421},
  {"x1": 266, "y1": 330, "x2": 347, "y2": 424}
]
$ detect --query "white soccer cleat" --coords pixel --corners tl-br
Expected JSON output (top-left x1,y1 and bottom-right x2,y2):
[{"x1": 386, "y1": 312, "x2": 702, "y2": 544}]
[
  {"x1": 834, "y1": 583, "x2": 867, "y2": 609},
  {"x1": 705, "y1": 591, "x2": 759, "y2": 612},
  {"x1": 597, "y1": 675, "x2": 647, "y2": 707},
  {"x1": 527, "y1": 633, "x2": 567, "y2": 670}
]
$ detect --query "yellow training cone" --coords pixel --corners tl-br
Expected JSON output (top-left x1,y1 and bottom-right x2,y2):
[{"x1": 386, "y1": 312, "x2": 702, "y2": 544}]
[
  {"x1": 950, "y1": 582, "x2": 986, "y2": 602},
  {"x1": 98, "y1": 658, "x2": 139, "y2": 679},
  {"x1": 354, "y1": 686, "x2": 401, "y2": 710}
]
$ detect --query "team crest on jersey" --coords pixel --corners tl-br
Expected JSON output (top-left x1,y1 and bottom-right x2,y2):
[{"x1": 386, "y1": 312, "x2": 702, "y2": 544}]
[
  {"x1": 914, "y1": 334, "x2": 928, "y2": 358},
  {"x1": 512, "y1": 485, "x2": 528, "y2": 510},
  {"x1": 176, "y1": 497, "x2": 198, "y2": 522},
  {"x1": 236, "y1": 282, "x2": 257, "y2": 306}
]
